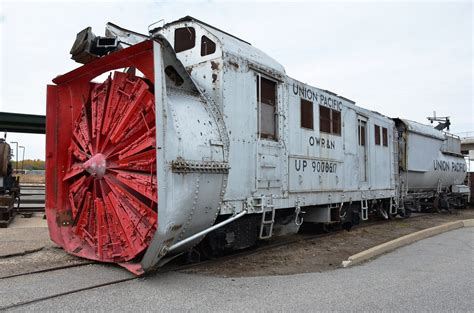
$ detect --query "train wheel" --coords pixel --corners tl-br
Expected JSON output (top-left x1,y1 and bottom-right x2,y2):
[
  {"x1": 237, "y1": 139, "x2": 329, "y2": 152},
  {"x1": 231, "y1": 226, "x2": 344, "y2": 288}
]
[{"x1": 388, "y1": 212, "x2": 398, "y2": 220}]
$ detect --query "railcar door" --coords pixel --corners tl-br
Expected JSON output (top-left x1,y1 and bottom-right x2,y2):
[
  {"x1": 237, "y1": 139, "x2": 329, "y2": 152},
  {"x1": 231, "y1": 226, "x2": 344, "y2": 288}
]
[
  {"x1": 255, "y1": 73, "x2": 285, "y2": 196},
  {"x1": 357, "y1": 116, "x2": 368, "y2": 183}
]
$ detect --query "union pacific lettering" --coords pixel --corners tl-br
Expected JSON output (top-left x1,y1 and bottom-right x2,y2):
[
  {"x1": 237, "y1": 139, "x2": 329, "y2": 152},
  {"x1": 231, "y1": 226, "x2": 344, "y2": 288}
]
[
  {"x1": 433, "y1": 160, "x2": 467, "y2": 172},
  {"x1": 292, "y1": 83, "x2": 343, "y2": 111}
]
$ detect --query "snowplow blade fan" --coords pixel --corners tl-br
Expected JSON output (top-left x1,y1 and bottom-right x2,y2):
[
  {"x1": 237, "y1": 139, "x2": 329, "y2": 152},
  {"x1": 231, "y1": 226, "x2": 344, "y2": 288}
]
[{"x1": 46, "y1": 40, "x2": 157, "y2": 275}]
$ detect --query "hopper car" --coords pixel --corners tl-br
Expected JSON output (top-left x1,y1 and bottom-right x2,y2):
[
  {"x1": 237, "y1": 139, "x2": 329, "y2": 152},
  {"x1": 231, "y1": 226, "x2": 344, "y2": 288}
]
[{"x1": 45, "y1": 16, "x2": 469, "y2": 274}]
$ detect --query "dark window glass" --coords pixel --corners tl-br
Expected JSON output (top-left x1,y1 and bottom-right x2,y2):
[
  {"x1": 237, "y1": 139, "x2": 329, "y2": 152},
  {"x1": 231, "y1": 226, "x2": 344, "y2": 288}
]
[
  {"x1": 319, "y1": 106, "x2": 331, "y2": 133},
  {"x1": 257, "y1": 76, "x2": 277, "y2": 140},
  {"x1": 382, "y1": 127, "x2": 388, "y2": 146},
  {"x1": 174, "y1": 27, "x2": 195, "y2": 53},
  {"x1": 374, "y1": 125, "x2": 381, "y2": 145},
  {"x1": 359, "y1": 124, "x2": 366, "y2": 146},
  {"x1": 201, "y1": 35, "x2": 216, "y2": 56},
  {"x1": 260, "y1": 78, "x2": 276, "y2": 106},
  {"x1": 332, "y1": 110, "x2": 341, "y2": 135},
  {"x1": 300, "y1": 99, "x2": 313, "y2": 129},
  {"x1": 319, "y1": 105, "x2": 341, "y2": 136}
]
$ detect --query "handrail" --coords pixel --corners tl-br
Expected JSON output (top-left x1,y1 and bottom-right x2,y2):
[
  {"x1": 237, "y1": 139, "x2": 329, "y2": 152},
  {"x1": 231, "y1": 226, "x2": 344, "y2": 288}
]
[{"x1": 167, "y1": 210, "x2": 248, "y2": 253}]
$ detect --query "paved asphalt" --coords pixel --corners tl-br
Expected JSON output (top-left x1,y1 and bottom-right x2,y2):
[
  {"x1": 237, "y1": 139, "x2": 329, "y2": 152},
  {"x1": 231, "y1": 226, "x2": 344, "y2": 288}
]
[{"x1": 2, "y1": 228, "x2": 473, "y2": 312}]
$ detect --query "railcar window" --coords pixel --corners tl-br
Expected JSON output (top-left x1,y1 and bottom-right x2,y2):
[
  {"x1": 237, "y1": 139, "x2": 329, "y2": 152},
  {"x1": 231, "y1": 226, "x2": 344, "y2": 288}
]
[
  {"x1": 358, "y1": 123, "x2": 366, "y2": 146},
  {"x1": 319, "y1": 106, "x2": 331, "y2": 133},
  {"x1": 319, "y1": 106, "x2": 341, "y2": 135},
  {"x1": 382, "y1": 127, "x2": 388, "y2": 146},
  {"x1": 374, "y1": 125, "x2": 381, "y2": 145},
  {"x1": 174, "y1": 27, "x2": 196, "y2": 53},
  {"x1": 257, "y1": 76, "x2": 277, "y2": 140},
  {"x1": 300, "y1": 99, "x2": 313, "y2": 129},
  {"x1": 332, "y1": 110, "x2": 341, "y2": 135},
  {"x1": 201, "y1": 36, "x2": 216, "y2": 56}
]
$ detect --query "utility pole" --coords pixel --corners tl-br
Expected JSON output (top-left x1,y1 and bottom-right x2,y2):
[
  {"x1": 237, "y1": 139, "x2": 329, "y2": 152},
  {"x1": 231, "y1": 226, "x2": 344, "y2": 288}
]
[{"x1": 19, "y1": 146, "x2": 25, "y2": 173}]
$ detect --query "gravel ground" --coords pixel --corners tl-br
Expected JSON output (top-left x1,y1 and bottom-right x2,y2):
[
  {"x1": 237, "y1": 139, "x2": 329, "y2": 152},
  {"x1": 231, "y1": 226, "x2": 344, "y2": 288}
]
[
  {"x1": 181, "y1": 208, "x2": 474, "y2": 277},
  {"x1": 0, "y1": 214, "x2": 88, "y2": 278}
]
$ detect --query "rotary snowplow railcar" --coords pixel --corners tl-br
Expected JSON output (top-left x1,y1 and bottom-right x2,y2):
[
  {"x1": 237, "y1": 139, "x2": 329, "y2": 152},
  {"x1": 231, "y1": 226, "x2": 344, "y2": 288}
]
[{"x1": 46, "y1": 16, "x2": 469, "y2": 275}]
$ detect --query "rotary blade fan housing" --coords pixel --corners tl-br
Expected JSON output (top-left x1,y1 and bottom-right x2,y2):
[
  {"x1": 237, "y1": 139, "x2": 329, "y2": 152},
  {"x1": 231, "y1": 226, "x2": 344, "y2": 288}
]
[{"x1": 46, "y1": 39, "x2": 229, "y2": 275}]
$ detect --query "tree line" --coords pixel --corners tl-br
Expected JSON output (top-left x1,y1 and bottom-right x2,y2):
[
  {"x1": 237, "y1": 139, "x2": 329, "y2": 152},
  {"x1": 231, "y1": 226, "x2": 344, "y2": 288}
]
[{"x1": 11, "y1": 159, "x2": 45, "y2": 170}]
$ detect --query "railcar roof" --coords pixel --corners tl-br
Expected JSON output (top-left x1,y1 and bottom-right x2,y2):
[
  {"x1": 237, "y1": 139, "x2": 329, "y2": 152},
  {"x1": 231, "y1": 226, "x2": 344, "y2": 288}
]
[
  {"x1": 155, "y1": 16, "x2": 286, "y2": 75},
  {"x1": 397, "y1": 118, "x2": 446, "y2": 140}
]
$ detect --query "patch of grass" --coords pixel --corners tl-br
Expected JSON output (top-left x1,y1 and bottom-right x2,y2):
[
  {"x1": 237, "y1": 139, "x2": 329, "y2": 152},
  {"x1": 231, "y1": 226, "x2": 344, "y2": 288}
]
[{"x1": 395, "y1": 222, "x2": 410, "y2": 228}]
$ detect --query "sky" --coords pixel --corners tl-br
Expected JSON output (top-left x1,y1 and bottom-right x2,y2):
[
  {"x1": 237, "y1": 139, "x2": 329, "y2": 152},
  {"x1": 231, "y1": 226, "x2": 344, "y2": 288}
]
[{"x1": 0, "y1": 0, "x2": 472, "y2": 160}]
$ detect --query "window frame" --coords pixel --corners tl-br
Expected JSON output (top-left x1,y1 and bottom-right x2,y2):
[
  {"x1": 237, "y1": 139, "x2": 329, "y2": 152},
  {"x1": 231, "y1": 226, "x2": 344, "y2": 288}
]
[
  {"x1": 300, "y1": 99, "x2": 314, "y2": 130},
  {"x1": 358, "y1": 120, "x2": 366, "y2": 146},
  {"x1": 319, "y1": 105, "x2": 342, "y2": 136},
  {"x1": 332, "y1": 110, "x2": 341, "y2": 135},
  {"x1": 174, "y1": 27, "x2": 196, "y2": 53},
  {"x1": 256, "y1": 74, "x2": 278, "y2": 141},
  {"x1": 382, "y1": 127, "x2": 388, "y2": 147},
  {"x1": 374, "y1": 124, "x2": 381, "y2": 145},
  {"x1": 200, "y1": 35, "x2": 216, "y2": 56}
]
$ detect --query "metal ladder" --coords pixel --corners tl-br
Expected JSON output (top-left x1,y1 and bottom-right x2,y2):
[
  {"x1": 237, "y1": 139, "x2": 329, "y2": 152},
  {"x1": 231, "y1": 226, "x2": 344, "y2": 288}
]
[
  {"x1": 256, "y1": 195, "x2": 275, "y2": 239},
  {"x1": 391, "y1": 128, "x2": 401, "y2": 215}
]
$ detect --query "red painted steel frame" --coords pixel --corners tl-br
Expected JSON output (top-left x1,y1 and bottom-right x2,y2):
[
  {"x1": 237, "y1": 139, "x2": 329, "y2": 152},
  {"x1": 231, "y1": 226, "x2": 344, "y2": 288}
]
[{"x1": 46, "y1": 40, "x2": 157, "y2": 275}]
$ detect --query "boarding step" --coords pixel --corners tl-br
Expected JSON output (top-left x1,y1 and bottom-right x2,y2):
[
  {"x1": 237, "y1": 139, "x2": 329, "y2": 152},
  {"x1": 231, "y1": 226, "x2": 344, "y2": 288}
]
[
  {"x1": 389, "y1": 197, "x2": 397, "y2": 215},
  {"x1": 361, "y1": 199, "x2": 369, "y2": 221}
]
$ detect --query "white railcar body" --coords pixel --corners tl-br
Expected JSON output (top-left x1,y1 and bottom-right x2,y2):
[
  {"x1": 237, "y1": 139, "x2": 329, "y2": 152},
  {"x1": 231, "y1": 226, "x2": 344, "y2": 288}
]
[
  {"x1": 396, "y1": 119, "x2": 467, "y2": 192},
  {"x1": 156, "y1": 17, "x2": 397, "y2": 222}
]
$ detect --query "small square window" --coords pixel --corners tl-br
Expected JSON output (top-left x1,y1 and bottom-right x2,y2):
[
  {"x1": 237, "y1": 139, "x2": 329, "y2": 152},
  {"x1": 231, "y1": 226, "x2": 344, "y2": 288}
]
[
  {"x1": 374, "y1": 125, "x2": 381, "y2": 145},
  {"x1": 201, "y1": 35, "x2": 216, "y2": 56},
  {"x1": 300, "y1": 99, "x2": 313, "y2": 129},
  {"x1": 319, "y1": 105, "x2": 341, "y2": 136},
  {"x1": 174, "y1": 27, "x2": 195, "y2": 53},
  {"x1": 382, "y1": 127, "x2": 388, "y2": 146}
]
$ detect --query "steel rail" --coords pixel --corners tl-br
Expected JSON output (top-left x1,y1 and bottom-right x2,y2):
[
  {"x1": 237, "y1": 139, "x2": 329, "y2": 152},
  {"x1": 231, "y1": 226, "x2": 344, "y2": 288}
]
[
  {"x1": 0, "y1": 277, "x2": 138, "y2": 311},
  {"x1": 0, "y1": 262, "x2": 95, "y2": 280}
]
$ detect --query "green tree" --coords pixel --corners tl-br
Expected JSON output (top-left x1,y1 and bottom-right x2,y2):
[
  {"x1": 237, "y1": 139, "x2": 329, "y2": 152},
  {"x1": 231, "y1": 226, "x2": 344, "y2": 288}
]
[{"x1": 11, "y1": 159, "x2": 45, "y2": 170}]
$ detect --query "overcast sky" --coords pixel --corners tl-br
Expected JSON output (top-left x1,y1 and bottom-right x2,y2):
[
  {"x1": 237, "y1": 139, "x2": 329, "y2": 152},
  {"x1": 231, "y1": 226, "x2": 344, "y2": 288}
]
[{"x1": 0, "y1": 0, "x2": 472, "y2": 160}]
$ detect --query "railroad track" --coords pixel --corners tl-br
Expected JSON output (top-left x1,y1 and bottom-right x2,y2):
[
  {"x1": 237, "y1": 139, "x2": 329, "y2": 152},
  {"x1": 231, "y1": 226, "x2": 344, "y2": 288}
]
[{"x1": 0, "y1": 214, "x2": 428, "y2": 311}]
